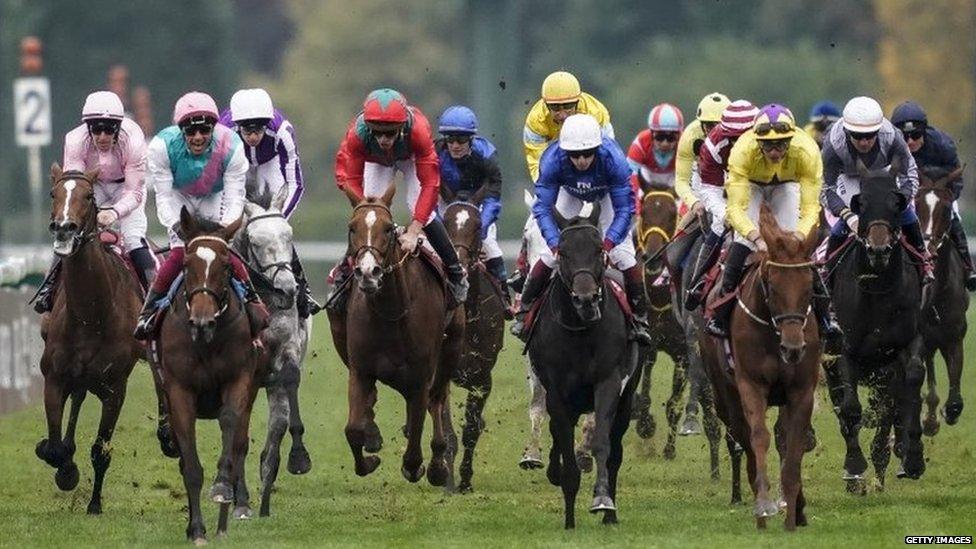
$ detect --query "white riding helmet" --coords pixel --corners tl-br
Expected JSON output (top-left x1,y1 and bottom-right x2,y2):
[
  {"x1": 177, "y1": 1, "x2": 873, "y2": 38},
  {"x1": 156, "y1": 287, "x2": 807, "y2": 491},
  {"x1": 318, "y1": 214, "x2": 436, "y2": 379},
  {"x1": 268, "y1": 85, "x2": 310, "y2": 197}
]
[
  {"x1": 559, "y1": 114, "x2": 602, "y2": 151},
  {"x1": 842, "y1": 96, "x2": 884, "y2": 133},
  {"x1": 81, "y1": 91, "x2": 124, "y2": 121},
  {"x1": 230, "y1": 88, "x2": 274, "y2": 122}
]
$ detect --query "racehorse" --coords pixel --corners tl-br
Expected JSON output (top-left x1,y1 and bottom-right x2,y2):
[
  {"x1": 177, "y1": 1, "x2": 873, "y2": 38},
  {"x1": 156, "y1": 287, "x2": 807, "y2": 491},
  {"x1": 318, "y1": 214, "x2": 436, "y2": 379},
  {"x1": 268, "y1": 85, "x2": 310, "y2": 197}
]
[
  {"x1": 701, "y1": 206, "x2": 822, "y2": 531},
  {"x1": 634, "y1": 186, "x2": 721, "y2": 474},
  {"x1": 527, "y1": 203, "x2": 641, "y2": 529},
  {"x1": 915, "y1": 166, "x2": 968, "y2": 434},
  {"x1": 151, "y1": 208, "x2": 262, "y2": 543},
  {"x1": 518, "y1": 191, "x2": 595, "y2": 473},
  {"x1": 441, "y1": 186, "x2": 505, "y2": 493},
  {"x1": 823, "y1": 159, "x2": 926, "y2": 491},
  {"x1": 229, "y1": 188, "x2": 312, "y2": 518},
  {"x1": 329, "y1": 184, "x2": 464, "y2": 488},
  {"x1": 35, "y1": 164, "x2": 144, "y2": 515}
]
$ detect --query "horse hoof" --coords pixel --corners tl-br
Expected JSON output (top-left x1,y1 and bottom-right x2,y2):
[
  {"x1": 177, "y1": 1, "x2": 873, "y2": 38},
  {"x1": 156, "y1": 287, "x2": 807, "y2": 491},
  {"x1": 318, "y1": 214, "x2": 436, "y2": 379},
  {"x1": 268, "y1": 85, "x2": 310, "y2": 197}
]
[
  {"x1": 897, "y1": 459, "x2": 925, "y2": 480},
  {"x1": 753, "y1": 499, "x2": 779, "y2": 518},
  {"x1": 602, "y1": 511, "x2": 619, "y2": 525},
  {"x1": 519, "y1": 451, "x2": 544, "y2": 470},
  {"x1": 364, "y1": 432, "x2": 384, "y2": 454},
  {"x1": 589, "y1": 495, "x2": 616, "y2": 513},
  {"x1": 209, "y1": 482, "x2": 234, "y2": 504},
  {"x1": 401, "y1": 463, "x2": 425, "y2": 483},
  {"x1": 86, "y1": 500, "x2": 102, "y2": 515},
  {"x1": 679, "y1": 415, "x2": 701, "y2": 436},
  {"x1": 845, "y1": 477, "x2": 867, "y2": 495},
  {"x1": 635, "y1": 413, "x2": 654, "y2": 439},
  {"x1": 663, "y1": 442, "x2": 676, "y2": 461},
  {"x1": 575, "y1": 452, "x2": 593, "y2": 474},
  {"x1": 356, "y1": 455, "x2": 381, "y2": 477},
  {"x1": 233, "y1": 506, "x2": 253, "y2": 520},
  {"x1": 457, "y1": 481, "x2": 473, "y2": 494},
  {"x1": 192, "y1": 537, "x2": 208, "y2": 546},
  {"x1": 287, "y1": 447, "x2": 312, "y2": 475},
  {"x1": 55, "y1": 463, "x2": 79, "y2": 491},
  {"x1": 943, "y1": 400, "x2": 964, "y2": 425},
  {"x1": 157, "y1": 426, "x2": 180, "y2": 459},
  {"x1": 427, "y1": 459, "x2": 449, "y2": 487},
  {"x1": 922, "y1": 416, "x2": 941, "y2": 437}
]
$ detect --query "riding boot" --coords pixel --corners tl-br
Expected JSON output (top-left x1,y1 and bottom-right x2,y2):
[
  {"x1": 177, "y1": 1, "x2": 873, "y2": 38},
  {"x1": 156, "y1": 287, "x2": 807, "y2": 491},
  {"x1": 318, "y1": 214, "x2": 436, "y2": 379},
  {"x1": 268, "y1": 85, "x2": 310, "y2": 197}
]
[
  {"x1": 240, "y1": 277, "x2": 271, "y2": 338},
  {"x1": 129, "y1": 246, "x2": 157, "y2": 294},
  {"x1": 623, "y1": 266, "x2": 653, "y2": 346},
  {"x1": 903, "y1": 220, "x2": 935, "y2": 285},
  {"x1": 325, "y1": 258, "x2": 354, "y2": 313},
  {"x1": 133, "y1": 289, "x2": 166, "y2": 341},
  {"x1": 705, "y1": 241, "x2": 750, "y2": 338},
  {"x1": 424, "y1": 218, "x2": 469, "y2": 304},
  {"x1": 291, "y1": 248, "x2": 322, "y2": 318},
  {"x1": 32, "y1": 256, "x2": 62, "y2": 314},
  {"x1": 812, "y1": 270, "x2": 844, "y2": 353},
  {"x1": 510, "y1": 261, "x2": 552, "y2": 340},
  {"x1": 948, "y1": 216, "x2": 976, "y2": 291},
  {"x1": 485, "y1": 256, "x2": 515, "y2": 318},
  {"x1": 684, "y1": 231, "x2": 723, "y2": 311},
  {"x1": 509, "y1": 241, "x2": 529, "y2": 294}
]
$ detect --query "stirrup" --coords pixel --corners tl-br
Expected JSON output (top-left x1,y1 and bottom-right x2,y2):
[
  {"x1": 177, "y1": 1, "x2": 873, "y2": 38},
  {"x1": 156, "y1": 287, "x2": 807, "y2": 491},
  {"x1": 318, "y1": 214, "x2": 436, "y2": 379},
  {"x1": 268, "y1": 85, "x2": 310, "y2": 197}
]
[
  {"x1": 630, "y1": 315, "x2": 653, "y2": 345},
  {"x1": 705, "y1": 317, "x2": 729, "y2": 338}
]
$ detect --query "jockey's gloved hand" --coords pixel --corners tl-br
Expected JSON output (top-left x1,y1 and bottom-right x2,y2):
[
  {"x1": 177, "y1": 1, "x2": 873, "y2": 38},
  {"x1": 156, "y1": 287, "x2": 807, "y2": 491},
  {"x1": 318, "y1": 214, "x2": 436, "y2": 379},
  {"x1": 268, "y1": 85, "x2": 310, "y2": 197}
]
[
  {"x1": 97, "y1": 209, "x2": 119, "y2": 228},
  {"x1": 747, "y1": 230, "x2": 768, "y2": 253},
  {"x1": 399, "y1": 220, "x2": 424, "y2": 254},
  {"x1": 170, "y1": 223, "x2": 186, "y2": 241},
  {"x1": 602, "y1": 239, "x2": 614, "y2": 252}
]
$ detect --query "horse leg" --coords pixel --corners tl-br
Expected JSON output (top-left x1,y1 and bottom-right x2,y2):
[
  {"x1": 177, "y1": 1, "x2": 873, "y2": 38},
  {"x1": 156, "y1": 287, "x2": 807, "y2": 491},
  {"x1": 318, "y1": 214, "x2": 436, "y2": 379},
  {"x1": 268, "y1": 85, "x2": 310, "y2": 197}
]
[
  {"x1": 921, "y1": 349, "x2": 941, "y2": 436},
  {"x1": 345, "y1": 372, "x2": 381, "y2": 477},
  {"x1": 548, "y1": 402, "x2": 580, "y2": 530},
  {"x1": 87, "y1": 386, "x2": 126, "y2": 515},
  {"x1": 217, "y1": 376, "x2": 256, "y2": 537},
  {"x1": 736, "y1": 379, "x2": 775, "y2": 529},
  {"x1": 681, "y1": 341, "x2": 706, "y2": 436},
  {"x1": 58, "y1": 388, "x2": 86, "y2": 492},
  {"x1": 575, "y1": 414, "x2": 595, "y2": 473},
  {"x1": 726, "y1": 432, "x2": 744, "y2": 504},
  {"x1": 364, "y1": 385, "x2": 383, "y2": 453},
  {"x1": 259, "y1": 384, "x2": 289, "y2": 517},
  {"x1": 36, "y1": 375, "x2": 80, "y2": 491},
  {"x1": 831, "y1": 356, "x2": 867, "y2": 490},
  {"x1": 282, "y1": 361, "x2": 311, "y2": 475},
  {"x1": 521, "y1": 365, "x2": 547, "y2": 469},
  {"x1": 663, "y1": 358, "x2": 688, "y2": 460},
  {"x1": 458, "y1": 380, "x2": 491, "y2": 493},
  {"x1": 441, "y1": 392, "x2": 458, "y2": 493},
  {"x1": 782, "y1": 389, "x2": 815, "y2": 531},
  {"x1": 868, "y1": 382, "x2": 895, "y2": 490},
  {"x1": 699, "y1": 380, "x2": 723, "y2": 481},
  {"x1": 150, "y1": 362, "x2": 179, "y2": 458},
  {"x1": 401, "y1": 386, "x2": 428, "y2": 482},
  {"x1": 602, "y1": 372, "x2": 639, "y2": 526},
  {"x1": 589, "y1": 376, "x2": 622, "y2": 515},
  {"x1": 168, "y1": 385, "x2": 206, "y2": 543},
  {"x1": 633, "y1": 349, "x2": 655, "y2": 439},
  {"x1": 942, "y1": 340, "x2": 965, "y2": 425},
  {"x1": 897, "y1": 340, "x2": 927, "y2": 479},
  {"x1": 425, "y1": 378, "x2": 451, "y2": 488}
]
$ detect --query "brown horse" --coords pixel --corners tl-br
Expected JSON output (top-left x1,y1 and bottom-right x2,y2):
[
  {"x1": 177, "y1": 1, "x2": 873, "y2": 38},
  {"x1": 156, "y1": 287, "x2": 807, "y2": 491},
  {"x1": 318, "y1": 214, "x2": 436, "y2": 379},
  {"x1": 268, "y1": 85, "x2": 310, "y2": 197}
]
[
  {"x1": 916, "y1": 166, "x2": 969, "y2": 434},
  {"x1": 151, "y1": 208, "x2": 262, "y2": 543},
  {"x1": 328, "y1": 184, "x2": 464, "y2": 488},
  {"x1": 35, "y1": 164, "x2": 144, "y2": 515},
  {"x1": 635, "y1": 187, "x2": 722, "y2": 473},
  {"x1": 700, "y1": 207, "x2": 821, "y2": 531},
  {"x1": 441, "y1": 188, "x2": 505, "y2": 492}
]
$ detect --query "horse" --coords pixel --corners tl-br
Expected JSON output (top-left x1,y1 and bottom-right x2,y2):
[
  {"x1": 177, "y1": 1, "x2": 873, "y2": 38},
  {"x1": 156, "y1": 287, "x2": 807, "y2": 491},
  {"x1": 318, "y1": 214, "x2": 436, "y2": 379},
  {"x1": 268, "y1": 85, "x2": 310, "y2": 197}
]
[
  {"x1": 440, "y1": 186, "x2": 505, "y2": 493},
  {"x1": 328, "y1": 184, "x2": 464, "y2": 488},
  {"x1": 527, "y1": 202, "x2": 641, "y2": 529},
  {"x1": 517, "y1": 190, "x2": 595, "y2": 473},
  {"x1": 634, "y1": 186, "x2": 721, "y2": 474},
  {"x1": 151, "y1": 207, "x2": 262, "y2": 543},
  {"x1": 823, "y1": 159, "x2": 926, "y2": 492},
  {"x1": 34, "y1": 164, "x2": 145, "y2": 515},
  {"x1": 700, "y1": 206, "x2": 822, "y2": 531},
  {"x1": 915, "y1": 165, "x2": 969, "y2": 434},
  {"x1": 228, "y1": 187, "x2": 313, "y2": 518}
]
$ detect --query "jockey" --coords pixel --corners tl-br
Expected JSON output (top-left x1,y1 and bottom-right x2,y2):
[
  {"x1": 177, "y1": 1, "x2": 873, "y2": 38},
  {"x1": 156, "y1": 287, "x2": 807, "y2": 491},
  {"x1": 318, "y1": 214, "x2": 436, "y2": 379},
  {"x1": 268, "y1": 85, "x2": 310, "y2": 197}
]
[
  {"x1": 511, "y1": 114, "x2": 651, "y2": 345},
  {"x1": 674, "y1": 92, "x2": 731, "y2": 221},
  {"x1": 683, "y1": 99, "x2": 759, "y2": 310},
  {"x1": 523, "y1": 71, "x2": 614, "y2": 182},
  {"x1": 34, "y1": 91, "x2": 153, "y2": 313},
  {"x1": 218, "y1": 88, "x2": 321, "y2": 317},
  {"x1": 804, "y1": 100, "x2": 842, "y2": 148},
  {"x1": 434, "y1": 105, "x2": 512, "y2": 305},
  {"x1": 821, "y1": 96, "x2": 931, "y2": 282},
  {"x1": 328, "y1": 88, "x2": 468, "y2": 310},
  {"x1": 627, "y1": 102, "x2": 684, "y2": 191},
  {"x1": 891, "y1": 100, "x2": 976, "y2": 291},
  {"x1": 706, "y1": 104, "x2": 838, "y2": 340},
  {"x1": 134, "y1": 91, "x2": 267, "y2": 341}
]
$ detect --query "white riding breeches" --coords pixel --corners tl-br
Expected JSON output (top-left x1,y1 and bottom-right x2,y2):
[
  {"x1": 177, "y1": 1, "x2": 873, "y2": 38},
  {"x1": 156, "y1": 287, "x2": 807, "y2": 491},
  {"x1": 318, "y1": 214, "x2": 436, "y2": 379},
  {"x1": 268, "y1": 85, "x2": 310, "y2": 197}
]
[
  {"x1": 733, "y1": 182, "x2": 801, "y2": 250},
  {"x1": 96, "y1": 181, "x2": 147, "y2": 252},
  {"x1": 363, "y1": 160, "x2": 436, "y2": 226},
  {"x1": 537, "y1": 188, "x2": 637, "y2": 270},
  {"x1": 165, "y1": 192, "x2": 230, "y2": 248},
  {"x1": 483, "y1": 223, "x2": 502, "y2": 260},
  {"x1": 698, "y1": 183, "x2": 727, "y2": 237}
]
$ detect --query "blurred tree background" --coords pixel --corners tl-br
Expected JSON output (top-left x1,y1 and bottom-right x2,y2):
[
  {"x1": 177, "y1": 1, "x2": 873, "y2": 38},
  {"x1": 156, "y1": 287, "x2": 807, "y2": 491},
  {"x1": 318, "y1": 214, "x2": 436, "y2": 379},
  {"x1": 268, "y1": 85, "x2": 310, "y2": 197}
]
[{"x1": 1, "y1": 0, "x2": 973, "y2": 243}]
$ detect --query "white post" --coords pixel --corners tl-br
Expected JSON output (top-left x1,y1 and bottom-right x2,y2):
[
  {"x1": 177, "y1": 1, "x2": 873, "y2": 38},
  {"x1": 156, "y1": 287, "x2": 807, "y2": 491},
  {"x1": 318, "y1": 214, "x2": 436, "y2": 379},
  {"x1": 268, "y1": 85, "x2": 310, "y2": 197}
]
[{"x1": 27, "y1": 145, "x2": 43, "y2": 244}]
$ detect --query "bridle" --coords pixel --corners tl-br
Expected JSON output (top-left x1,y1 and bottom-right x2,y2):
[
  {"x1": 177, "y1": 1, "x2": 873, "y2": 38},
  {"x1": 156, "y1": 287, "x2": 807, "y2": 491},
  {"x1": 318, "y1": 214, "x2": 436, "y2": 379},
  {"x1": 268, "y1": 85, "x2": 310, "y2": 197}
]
[
  {"x1": 637, "y1": 191, "x2": 678, "y2": 251},
  {"x1": 445, "y1": 200, "x2": 483, "y2": 268},
  {"x1": 51, "y1": 173, "x2": 98, "y2": 255},
  {"x1": 350, "y1": 202, "x2": 412, "y2": 275},
  {"x1": 184, "y1": 235, "x2": 231, "y2": 318},
  {"x1": 557, "y1": 223, "x2": 606, "y2": 303},
  {"x1": 738, "y1": 257, "x2": 814, "y2": 333},
  {"x1": 243, "y1": 212, "x2": 294, "y2": 285}
]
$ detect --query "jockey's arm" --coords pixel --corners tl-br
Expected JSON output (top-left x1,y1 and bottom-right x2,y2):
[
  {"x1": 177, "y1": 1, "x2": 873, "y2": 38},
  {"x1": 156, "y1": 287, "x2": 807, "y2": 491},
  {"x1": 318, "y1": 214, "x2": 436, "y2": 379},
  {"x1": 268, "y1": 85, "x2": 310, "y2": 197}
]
[
  {"x1": 334, "y1": 125, "x2": 366, "y2": 201},
  {"x1": 479, "y1": 153, "x2": 503, "y2": 238},
  {"x1": 409, "y1": 118, "x2": 440, "y2": 225},
  {"x1": 724, "y1": 157, "x2": 757, "y2": 239},
  {"x1": 523, "y1": 100, "x2": 550, "y2": 183},
  {"x1": 892, "y1": 138, "x2": 920, "y2": 200},
  {"x1": 674, "y1": 125, "x2": 699, "y2": 207},
  {"x1": 112, "y1": 123, "x2": 149, "y2": 220},
  {"x1": 532, "y1": 170, "x2": 562, "y2": 250},
  {"x1": 820, "y1": 143, "x2": 848, "y2": 218},
  {"x1": 796, "y1": 150, "x2": 824, "y2": 238},
  {"x1": 147, "y1": 136, "x2": 180, "y2": 233},
  {"x1": 220, "y1": 145, "x2": 249, "y2": 225},
  {"x1": 606, "y1": 164, "x2": 636, "y2": 246},
  {"x1": 278, "y1": 123, "x2": 304, "y2": 218}
]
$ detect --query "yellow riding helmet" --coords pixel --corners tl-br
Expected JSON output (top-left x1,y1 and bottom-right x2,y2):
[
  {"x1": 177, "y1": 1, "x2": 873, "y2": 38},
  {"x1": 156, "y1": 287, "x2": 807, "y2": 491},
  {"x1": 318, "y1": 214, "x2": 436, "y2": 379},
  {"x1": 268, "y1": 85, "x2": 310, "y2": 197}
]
[
  {"x1": 696, "y1": 92, "x2": 731, "y2": 123},
  {"x1": 752, "y1": 104, "x2": 796, "y2": 140},
  {"x1": 542, "y1": 71, "x2": 582, "y2": 103}
]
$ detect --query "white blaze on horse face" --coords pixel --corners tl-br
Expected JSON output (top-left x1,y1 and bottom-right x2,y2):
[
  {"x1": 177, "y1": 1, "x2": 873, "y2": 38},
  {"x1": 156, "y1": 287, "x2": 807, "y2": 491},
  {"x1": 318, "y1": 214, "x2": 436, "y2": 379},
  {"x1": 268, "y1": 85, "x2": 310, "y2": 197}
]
[
  {"x1": 924, "y1": 192, "x2": 939, "y2": 235},
  {"x1": 60, "y1": 180, "x2": 77, "y2": 225},
  {"x1": 195, "y1": 246, "x2": 217, "y2": 288},
  {"x1": 365, "y1": 210, "x2": 377, "y2": 247},
  {"x1": 455, "y1": 209, "x2": 470, "y2": 230}
]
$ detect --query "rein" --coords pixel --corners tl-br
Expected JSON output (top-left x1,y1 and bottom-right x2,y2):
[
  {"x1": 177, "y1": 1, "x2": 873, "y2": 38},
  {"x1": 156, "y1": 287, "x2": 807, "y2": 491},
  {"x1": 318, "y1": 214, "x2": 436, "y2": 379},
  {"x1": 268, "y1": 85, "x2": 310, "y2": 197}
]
[
  {"x1": 737, "y1": 258, "x2": 813, "y2": 333},
  {"x1": 637, "y1": 191, "x2": 678, "y2": 250},
  {"x1": 184, "y1": 235, "x2": 232, "y2": 319}
]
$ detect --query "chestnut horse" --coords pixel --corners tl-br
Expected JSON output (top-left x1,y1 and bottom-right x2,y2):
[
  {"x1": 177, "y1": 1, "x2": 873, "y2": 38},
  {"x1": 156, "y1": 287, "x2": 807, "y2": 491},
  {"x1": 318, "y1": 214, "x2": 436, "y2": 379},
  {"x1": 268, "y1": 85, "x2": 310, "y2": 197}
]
[
  {"x1": 151, "y1": 208, "x2": 262, "y2": 543},
  {"x1": 441, "y1": 187, "x2": 505, "y2": 493},
  {"x1": 328, "y1": 184, "x2": 464, "y2": 488},
  {"x1": 35, "y1": 164, "x2": 144, "y2": 515},
  {"x1": 701, "y1": 206, "x2": 822, "y2": 531}
]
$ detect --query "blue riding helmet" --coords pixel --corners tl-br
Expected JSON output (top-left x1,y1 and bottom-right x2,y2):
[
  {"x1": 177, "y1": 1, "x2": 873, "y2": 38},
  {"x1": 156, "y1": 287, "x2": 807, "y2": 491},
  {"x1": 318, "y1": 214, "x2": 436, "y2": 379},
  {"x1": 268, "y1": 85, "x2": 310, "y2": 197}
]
[
  {"x1": 891, "y1": 100, "x2": 928, "y2": 129},
  {"x1": 438, "y1": 105, "x2": 478, "y2": 135},
  {"x1": 809, "y1": 100, "x2": 842, "y2": 122}
]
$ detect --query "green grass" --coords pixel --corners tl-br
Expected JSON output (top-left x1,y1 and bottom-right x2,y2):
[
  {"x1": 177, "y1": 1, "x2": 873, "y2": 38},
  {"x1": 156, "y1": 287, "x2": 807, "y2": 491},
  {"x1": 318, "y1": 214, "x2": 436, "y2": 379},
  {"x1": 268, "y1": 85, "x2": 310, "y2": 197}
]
[{"x1": 0, "y1": 311, "x2": 974, "y2": 548}]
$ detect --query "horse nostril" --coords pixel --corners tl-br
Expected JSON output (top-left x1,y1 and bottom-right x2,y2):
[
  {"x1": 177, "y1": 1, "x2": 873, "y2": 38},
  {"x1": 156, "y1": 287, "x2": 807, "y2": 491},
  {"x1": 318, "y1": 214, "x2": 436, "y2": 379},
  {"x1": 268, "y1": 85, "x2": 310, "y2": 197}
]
[
  {"x1": 48, "y1": 222, "x2": 57, "y2": 232},
  {"x1": 354, "y1": 266, "x2": 363, "y2": 276},
  {"x1": 65, "y1": 222, "x2": 78, "y2": 233},
  {"x1": 370, "y1": 266, "x2": 382, "y2": 278}
]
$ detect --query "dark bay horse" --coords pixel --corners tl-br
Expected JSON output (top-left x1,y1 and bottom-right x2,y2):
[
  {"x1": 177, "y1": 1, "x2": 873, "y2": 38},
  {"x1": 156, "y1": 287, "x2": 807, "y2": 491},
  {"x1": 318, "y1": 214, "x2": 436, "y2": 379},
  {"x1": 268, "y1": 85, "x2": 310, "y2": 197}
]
[
  {"x1": 701, "y1": 206, "x2": 822, "y2": 531},
  {"x1": 915, "y1": 166, "x2": 968, "y2": 434},
  {"x1": 635, "y1": 188, "x2": 721, "y2": 475},
  {"x1": 441, "y1": 187, "x2": 505, "y2": 493},
  {"x1": 528, "y1": 204, "x2": 640, "y2": 529},
  {"x1": 152, "y1": 208, "x2": 262, "y2": 543},
  {"x1": 35, "y1": 164, "x2": 144, "y2": 514},
  {"x1": 328, "y1": 184, "x2": 464, "y2": 488},
  {"x1": 824, "y1": 160, "x2": 926, "y2": 492}
]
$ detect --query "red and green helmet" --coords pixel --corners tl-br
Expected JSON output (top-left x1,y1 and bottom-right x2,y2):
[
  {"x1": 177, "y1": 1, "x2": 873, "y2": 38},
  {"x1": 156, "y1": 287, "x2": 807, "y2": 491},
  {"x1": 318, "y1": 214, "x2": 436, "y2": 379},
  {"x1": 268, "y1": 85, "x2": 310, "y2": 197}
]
[{"x1": 363, "y1": 88, "x2": 409, "y2": 124}]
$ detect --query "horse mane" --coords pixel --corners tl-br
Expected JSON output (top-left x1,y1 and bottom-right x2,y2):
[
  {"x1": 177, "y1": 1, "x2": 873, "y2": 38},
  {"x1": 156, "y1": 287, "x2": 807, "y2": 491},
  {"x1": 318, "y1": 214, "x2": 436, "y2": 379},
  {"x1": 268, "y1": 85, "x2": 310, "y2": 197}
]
[
  {"x1": 920, "y1": 165, "x2": 953, "y2": 182},
  {"x1": 248, "y1": 186, "x2": 273, "y2": 210}
]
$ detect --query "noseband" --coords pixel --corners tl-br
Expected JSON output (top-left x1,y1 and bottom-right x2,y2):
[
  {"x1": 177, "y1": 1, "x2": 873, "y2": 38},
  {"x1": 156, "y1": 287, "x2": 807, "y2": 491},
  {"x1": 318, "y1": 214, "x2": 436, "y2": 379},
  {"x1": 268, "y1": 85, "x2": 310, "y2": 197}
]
[
  {"x1": 637, "y1": 191, "x2": 678, "y2": 251},
  {"x1": 52, "y1": 173, "x2": 98, "y2": 254},
  {"x1": 184, "y1": 235, "x2": 231, "y2": 318},
  {"x1": 557, "y1": 223, "x2": 606, "y2": 301},
  {"x1": 351, "y1": 202, "x2": 411, "y2": 275},
  {"x1": 244, "y1": 212, "x2": 294, "y2": 284},
  {"x1": 738, "y1": 258, "x2": 813, "y2": 333}
]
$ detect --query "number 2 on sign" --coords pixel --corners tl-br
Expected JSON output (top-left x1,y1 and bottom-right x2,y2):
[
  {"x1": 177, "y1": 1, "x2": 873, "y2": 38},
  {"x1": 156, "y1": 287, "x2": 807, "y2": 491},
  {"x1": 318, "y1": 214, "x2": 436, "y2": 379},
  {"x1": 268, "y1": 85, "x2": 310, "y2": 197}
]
[{"x1": 22, "y1": 90, "x2": 45, "y2": 134}]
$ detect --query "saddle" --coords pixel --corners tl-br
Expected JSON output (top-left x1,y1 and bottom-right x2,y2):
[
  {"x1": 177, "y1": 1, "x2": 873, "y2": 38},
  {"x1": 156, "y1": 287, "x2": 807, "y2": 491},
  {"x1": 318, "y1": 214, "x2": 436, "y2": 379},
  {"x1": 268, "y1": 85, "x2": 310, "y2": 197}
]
[{"x1": 99, "y1": 230, "x2": 145, "y2": 297}]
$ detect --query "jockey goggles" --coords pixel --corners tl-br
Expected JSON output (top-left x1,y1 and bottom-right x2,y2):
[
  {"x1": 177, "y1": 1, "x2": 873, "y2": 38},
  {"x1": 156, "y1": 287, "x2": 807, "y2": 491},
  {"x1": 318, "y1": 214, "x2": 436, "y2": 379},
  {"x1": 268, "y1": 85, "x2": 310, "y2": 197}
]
[
  {"x1": 754, "y1": 121, "x2": 793, "y2": 137},
  {"x1": 182, "y1": 123, "x2": 214, "y2": 137},
  {"x1": 444, "y1": 134, "x2": 472, "y2": 144},
  {"x1": 848, "y1": 130, "x2": 878, "y2": 143},
  {"x1": 367, "y1": 123, "x2": 403, "y2": 138},
  {"x1": 758, "y1": 138, "x2": 791, "y2": 152},
  {"x1": 239, "y1": 120, "x2": 268, "y2": 135},
  {"x1": 902, "y1": 129, "x2": 924, "y2": 141},
  {"x1": 546, "y1": 101, "x2": 578, "y2": 112},
  {"x1": 567, "y1": 147, "x2": 597, "y2": 159},
  {"x1": 87, "y1": 119, "x2": 121, "y2": 136},
  {"x1": 653, "y1": 132, "x2": 678, "y2": 142}
]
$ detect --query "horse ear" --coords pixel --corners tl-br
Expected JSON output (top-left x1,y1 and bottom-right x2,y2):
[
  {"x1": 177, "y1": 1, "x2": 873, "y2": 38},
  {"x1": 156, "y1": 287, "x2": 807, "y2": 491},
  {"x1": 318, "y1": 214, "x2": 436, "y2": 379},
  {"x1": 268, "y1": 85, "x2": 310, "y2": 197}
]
[
  {"x1": 221, "y1": 215, "x2": 244, "y2": 242},
  {"x1": 856, "y1": 158, "x2": 869, "y2": 179},
  {"x1": 84, "y1": 168, "x2": 100, "y2": 185},
  {"x1": 758, "y1": 203, "x2": 781, "y2": 244},
  {"x1": 342, "y1": 185, "x2": 362, "y2": 208},
  {"x1": 585, "y1": 200, "x2": 602, "y2": 227},
  {"x1": 380, "y1": 182, "x2": 397, "y2": 206},
  {"x1": 946, "y1": 163, "x2": 966, "y2": 186},
  {"x1": 850, "y1": 194, "x2": 861, "y2": 215},
  {"x1": 270, "y1": 184, "x2": 288, "y2": 212},
  {"x1": 803, "y1": 224, "x2": 820, "y2": 256},
  {"x1": 553, "y1": 207, "x2": 570, "y2": 230},
  {"x1": 439, "y1": 183, "x2": 457, "y2": 204},
  {"x1": 470, "y1": 185, "x2": 488, "y2": 207},
  {"x1": 895, "y1": 191, "x2": 909, "y2": 212},
  {"x1": 180, "y1": 206, "x2": 198, "y2": 238},
  {"x1": 50, "y1": 163, "x2": 63, "y2": 185},
  {"x1": 243, "y1": 202, "x2": 261, "y2": 219}
]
